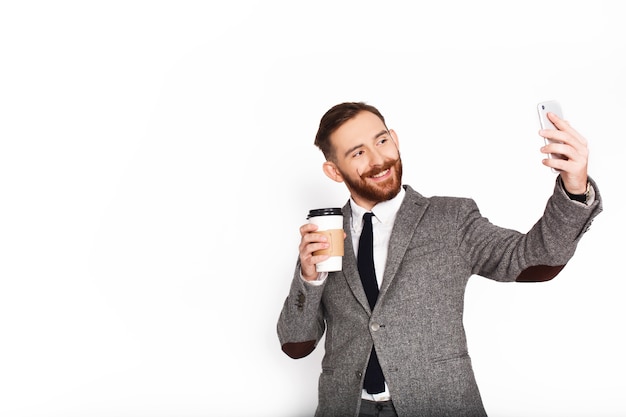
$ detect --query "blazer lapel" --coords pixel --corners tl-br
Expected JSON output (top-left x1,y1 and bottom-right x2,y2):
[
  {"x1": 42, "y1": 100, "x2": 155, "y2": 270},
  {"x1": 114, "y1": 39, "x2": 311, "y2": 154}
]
[
  {"x1": 378, "y1": 185, "x2": 429, "y2": 301},
  {"x1": 341, "y1": 203, "x2": 373, "y2": 314}
]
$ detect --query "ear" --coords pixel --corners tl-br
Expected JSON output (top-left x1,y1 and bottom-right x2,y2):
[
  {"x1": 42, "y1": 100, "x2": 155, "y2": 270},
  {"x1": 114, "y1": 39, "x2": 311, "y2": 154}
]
[
  {"x1": 389, "y1": 129, "x2": 400, "y2": 149},
  {"x1": 323, "y1": 161, "x2": 344, "y2": 183}
]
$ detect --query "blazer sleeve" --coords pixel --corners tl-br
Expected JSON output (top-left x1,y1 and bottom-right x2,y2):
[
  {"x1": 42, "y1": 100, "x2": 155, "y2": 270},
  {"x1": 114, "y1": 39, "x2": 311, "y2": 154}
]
[
  {"x1": 458, "y1": 176, "x2": 602, "y2": 282},
  {"x1": 276, "y1": 259, "x2": 327, "y2": 358}
]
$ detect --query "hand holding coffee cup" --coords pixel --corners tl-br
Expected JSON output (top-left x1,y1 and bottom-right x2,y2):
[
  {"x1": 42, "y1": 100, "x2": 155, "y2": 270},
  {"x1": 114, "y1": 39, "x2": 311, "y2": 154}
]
[{"x1": 307, "y1": 208, "x2": 344, "y2": 272}]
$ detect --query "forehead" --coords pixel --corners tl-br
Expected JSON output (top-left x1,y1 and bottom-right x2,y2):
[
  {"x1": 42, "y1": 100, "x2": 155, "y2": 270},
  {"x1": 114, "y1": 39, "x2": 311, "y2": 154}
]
[{"x1": 330, "y1": 111, "x2": 387, "y2": 148}]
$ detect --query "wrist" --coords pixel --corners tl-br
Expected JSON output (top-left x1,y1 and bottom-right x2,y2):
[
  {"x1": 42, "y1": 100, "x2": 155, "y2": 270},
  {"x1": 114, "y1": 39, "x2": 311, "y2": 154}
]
[{"x1": 564, "y1": 181, "x2": 591, "y2": 203}]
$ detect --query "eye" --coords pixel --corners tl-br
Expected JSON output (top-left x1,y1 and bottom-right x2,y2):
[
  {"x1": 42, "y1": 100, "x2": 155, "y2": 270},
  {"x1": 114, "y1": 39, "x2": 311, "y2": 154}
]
[
  {"x1": 351, "y1": 149, "x2": 364, "y2": 158},
  {"x1": 377, "y1": 135, "x2": 390, "y2": 146}
]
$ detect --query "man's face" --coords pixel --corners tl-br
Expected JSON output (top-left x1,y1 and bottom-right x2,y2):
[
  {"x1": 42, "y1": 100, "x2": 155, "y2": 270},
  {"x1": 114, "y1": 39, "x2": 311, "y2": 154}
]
[{"x1": 324, "y1": 111, "x2": 403, "y2": 210}]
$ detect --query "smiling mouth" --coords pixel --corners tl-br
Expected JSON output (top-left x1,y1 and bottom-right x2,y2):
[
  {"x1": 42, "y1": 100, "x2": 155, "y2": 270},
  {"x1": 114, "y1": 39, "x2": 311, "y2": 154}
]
[
  {"x1": 368, "y1": 169, "x2": 391, "y2": 181},
  {"x1": 372, "y1": 169, "x2": 389, "y2": 178}
]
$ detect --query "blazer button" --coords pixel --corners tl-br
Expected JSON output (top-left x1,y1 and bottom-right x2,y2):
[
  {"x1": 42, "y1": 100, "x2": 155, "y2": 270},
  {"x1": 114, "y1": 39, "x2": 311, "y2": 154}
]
[
  {"x1": 355, "y1": 371, "x2": 363, "y2": 379},
  {"x1": 370, "y1": 322, "x2": 380, "y2": 331}
]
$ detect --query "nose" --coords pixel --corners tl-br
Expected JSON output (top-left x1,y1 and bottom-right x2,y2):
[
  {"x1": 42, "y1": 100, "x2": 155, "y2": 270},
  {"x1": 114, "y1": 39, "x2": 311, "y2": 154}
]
[{"x1": 369, "y1": 148, "x2": 385, "y2": 166}]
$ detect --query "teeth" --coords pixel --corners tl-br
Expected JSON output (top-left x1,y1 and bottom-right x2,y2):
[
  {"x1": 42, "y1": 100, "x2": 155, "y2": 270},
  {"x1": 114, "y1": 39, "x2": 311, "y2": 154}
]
[{"x1": 372, "y1": 169, "x2": 389, "y2": 178}]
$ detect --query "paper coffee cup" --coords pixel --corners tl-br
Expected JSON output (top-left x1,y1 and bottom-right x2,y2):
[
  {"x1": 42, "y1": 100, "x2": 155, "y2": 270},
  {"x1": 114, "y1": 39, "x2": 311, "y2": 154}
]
[{"x1": 308, "y1": 208, "x2": 344, "y2": 272}]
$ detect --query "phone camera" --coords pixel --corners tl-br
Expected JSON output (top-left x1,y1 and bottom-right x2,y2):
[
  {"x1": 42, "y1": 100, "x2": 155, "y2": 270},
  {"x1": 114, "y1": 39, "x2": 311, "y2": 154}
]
[{"x1": 541, "y1": 105, "x2": 545, "y2": 110}]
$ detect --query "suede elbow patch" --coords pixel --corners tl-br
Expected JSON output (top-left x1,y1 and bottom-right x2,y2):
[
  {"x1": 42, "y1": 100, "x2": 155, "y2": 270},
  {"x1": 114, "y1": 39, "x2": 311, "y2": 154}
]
[
  {"x1": 516, "y1": 264, "x2": 565, "y2": 282},
  {"x1": 281, "y1": 340, "x2": 316, "y2": 359}
]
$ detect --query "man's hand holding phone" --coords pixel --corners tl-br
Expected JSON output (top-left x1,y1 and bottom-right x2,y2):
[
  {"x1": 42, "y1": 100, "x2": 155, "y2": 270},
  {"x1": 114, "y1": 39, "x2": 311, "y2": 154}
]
[{"x1": 538, "y1": 105, "x2": 589, "y2": 195}]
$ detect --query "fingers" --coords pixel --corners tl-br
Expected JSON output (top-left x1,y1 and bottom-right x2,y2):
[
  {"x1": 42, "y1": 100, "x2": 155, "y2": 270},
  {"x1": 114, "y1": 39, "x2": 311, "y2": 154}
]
[
  {"x1": 540, "y1": 112, "x2": 589, "y2": 159},
  {"x1": 541, "y1": 140, "x2": 588, "y2": 163},
  {"x1": 299, "y1": 223, "x2": 330, "y2": 280},
  {"x1": 544, "y1": 112, "x2": 588, "y2": 145},
  {"x1": 539, "y1": 113, "x2": 589, "y2": 193}
]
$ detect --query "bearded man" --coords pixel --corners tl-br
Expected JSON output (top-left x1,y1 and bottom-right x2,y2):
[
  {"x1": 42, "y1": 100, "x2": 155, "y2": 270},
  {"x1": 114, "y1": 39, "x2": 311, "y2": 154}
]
[{"x1": 277, "y1": 102, "x2": 602, "y2": 417}]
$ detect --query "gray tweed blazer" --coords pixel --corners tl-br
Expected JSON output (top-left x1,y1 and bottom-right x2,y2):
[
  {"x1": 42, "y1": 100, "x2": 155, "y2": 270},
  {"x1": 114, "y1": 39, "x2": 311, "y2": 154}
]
[{"x1": 277, "y1": 179, "x2": 602, "y2": 417}]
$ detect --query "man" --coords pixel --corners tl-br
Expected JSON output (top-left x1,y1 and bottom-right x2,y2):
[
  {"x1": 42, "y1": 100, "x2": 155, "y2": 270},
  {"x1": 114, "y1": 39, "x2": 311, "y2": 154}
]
[{"x1": 277, "y1": 102, "x2": 602, "y2": 417}]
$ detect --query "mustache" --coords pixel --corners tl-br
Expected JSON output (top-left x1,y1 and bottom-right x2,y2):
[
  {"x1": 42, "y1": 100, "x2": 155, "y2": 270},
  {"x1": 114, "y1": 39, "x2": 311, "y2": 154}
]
[{"x1": 361, "y1": 157, "x2": 400, "y2": 178}]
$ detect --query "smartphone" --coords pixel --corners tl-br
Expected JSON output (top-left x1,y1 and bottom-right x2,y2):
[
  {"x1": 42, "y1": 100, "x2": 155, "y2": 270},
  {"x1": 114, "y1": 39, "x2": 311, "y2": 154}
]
[{"x1": 537, "y1": 100, "x2": 565, "y2": 170}]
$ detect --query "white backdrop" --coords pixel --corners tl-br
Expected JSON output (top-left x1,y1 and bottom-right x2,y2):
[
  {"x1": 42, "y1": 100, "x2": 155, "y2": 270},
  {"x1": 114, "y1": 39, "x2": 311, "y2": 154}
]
[{"x1": 1, "y1": 1, "x2": 624, "y2": 416}]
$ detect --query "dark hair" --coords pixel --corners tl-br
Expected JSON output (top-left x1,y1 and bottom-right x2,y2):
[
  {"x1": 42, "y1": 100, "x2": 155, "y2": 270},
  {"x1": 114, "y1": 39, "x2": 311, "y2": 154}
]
[{"x1": 314, "y1": 102, "x2": 387, "y2": 161}]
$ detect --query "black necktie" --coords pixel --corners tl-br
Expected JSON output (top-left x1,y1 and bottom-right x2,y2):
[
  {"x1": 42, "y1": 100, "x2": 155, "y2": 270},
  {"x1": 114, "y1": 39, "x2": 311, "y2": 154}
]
[{"x1": 357, "y1": 212, "x2": 385, "y2": 394}]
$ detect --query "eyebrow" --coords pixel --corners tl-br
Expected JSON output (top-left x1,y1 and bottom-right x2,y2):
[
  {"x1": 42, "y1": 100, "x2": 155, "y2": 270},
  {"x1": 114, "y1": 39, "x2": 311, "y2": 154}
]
[{"x1": 342, "y1": 129, "x2": 389, "y2": 158}]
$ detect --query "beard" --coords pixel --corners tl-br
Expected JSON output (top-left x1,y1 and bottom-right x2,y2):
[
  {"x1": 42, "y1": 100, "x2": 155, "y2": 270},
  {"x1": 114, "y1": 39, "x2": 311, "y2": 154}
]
[{"x1": 341, "y1": 156, "x2": 403, "y2": 204}]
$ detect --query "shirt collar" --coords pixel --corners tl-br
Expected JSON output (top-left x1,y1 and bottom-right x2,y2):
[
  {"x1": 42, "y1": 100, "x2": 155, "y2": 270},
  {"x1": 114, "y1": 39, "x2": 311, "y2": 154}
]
[{"x1": 350, "y1": 186, "x2": 406, "y2": 229}]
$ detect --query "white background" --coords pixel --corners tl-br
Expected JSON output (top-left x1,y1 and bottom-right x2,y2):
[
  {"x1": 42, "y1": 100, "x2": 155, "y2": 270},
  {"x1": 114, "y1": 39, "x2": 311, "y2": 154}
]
[{"x1": 1, "y1": 1, "x2": 624, "y2": 416}]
